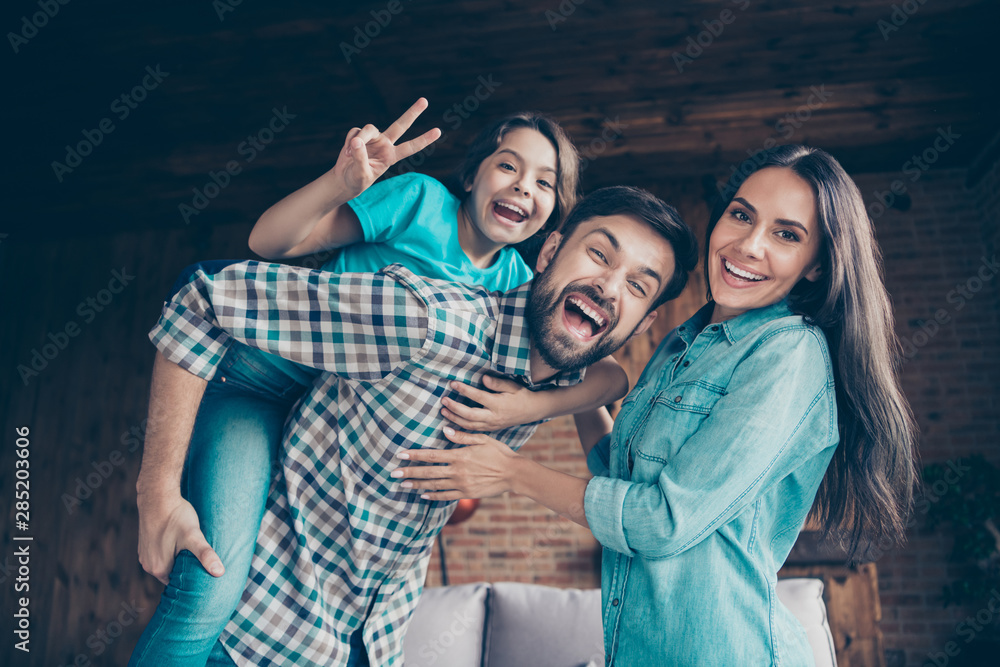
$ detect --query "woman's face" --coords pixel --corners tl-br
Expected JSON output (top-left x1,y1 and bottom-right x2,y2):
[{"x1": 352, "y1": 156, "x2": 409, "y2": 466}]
[{"x1": 708, "y1": 167, "x2": 824, "y2": 323}]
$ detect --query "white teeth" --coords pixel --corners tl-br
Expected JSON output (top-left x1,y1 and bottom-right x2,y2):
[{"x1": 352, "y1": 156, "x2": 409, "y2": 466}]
[
  {"x1": 567, "y1": 296, "x2": 605, "y2": 327},
  {"x1": 725, "y1": 260, "x2": 766, "y2": 281},
  {"x1": 496, "y1": 201, "x2": 528, "y2": 218}
]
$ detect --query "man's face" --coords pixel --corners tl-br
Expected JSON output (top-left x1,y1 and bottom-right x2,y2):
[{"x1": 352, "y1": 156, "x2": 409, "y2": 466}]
[{"x1": 527, "y1": 214, "x2": 677, "y2": 372}]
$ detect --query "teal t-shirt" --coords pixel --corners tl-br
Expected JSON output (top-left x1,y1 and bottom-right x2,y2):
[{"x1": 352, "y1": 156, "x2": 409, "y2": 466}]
[
  {"x1": 330, "y1": 172, "x2": 534, "y2": 291},
  {"x1": 263, "y1": 172, "x2": 535, "y2": 384}
]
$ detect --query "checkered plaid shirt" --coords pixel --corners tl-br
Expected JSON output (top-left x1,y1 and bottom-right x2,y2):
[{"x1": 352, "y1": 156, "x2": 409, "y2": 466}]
[{"x1": 149, "y1": 261, "x2": 583, "y2": 666}]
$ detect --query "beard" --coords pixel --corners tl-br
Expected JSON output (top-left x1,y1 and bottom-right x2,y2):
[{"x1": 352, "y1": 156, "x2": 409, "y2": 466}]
[{"x1": 527, "y1": 270, "x2": 632, "y2": 373}]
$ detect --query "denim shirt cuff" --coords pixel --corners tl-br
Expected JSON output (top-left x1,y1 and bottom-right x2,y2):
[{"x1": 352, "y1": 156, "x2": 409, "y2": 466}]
[{"x1": 585, "y1": 476, "x2": 635, "y2": 557}]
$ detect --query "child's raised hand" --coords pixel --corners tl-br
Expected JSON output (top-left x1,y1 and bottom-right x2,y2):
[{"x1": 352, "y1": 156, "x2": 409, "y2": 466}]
[
  {"x1": 334, "y1": 98, "x2": 442, "y2": 198},
  {"x1": 440, "y1": 375, "x2": 545, "y2": 432}
]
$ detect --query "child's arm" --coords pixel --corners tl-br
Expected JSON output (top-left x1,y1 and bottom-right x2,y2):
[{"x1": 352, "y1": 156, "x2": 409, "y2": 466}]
[
  {"x1": 248, "y1": 98, "x2": 441, "y2": 259},
  {"x1": 440, "y1": 356, "x2": 628, "y2": 432},
  {"x1": 573, "y1": 406, "x2": 615, "y2": 458}
]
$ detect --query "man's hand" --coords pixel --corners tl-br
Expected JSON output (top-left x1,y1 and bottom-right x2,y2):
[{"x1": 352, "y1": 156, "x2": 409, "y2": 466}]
[
  {"x1": 136, "y1": 490, "x2": 224, "y2": 585},
  {"x1": 334, "y1": 97, "x2": 441, "y2": 200},
  {"x1": 440, "y1": 376, "x2": 545, "y2": 432}
]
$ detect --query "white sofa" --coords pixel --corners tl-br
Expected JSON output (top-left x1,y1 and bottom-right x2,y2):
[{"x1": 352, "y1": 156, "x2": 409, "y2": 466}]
[{"x1": 403, "y1": 580, "x2": 836, "y2": 666}]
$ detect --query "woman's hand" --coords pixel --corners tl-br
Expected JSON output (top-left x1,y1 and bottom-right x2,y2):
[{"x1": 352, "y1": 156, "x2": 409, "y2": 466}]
[
  {"x1": 334, "y1": 97, "x2": 441, "y2": 199},
  {"x1": 392, "y1": 427, "x2": 521, "y2": 501},
  {"x1": 441, "y1": 376, "x2": 544, "y2": 432}
]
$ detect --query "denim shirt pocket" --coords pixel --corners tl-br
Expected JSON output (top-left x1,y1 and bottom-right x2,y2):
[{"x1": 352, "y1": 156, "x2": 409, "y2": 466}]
[{"x1": 628, "y1": 381, "x2": 727, "y2": 484}]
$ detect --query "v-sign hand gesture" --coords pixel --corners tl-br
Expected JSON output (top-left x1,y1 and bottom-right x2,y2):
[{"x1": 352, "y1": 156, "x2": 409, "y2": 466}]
[{"x1": 334, "y1": 97, "x2": 442, "y2": 199}]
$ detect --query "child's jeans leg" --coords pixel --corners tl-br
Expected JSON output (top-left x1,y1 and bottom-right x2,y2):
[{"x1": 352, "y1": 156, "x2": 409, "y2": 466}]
[{"x1": 129, "y1": 342, "x2": 309, "y2": 666}]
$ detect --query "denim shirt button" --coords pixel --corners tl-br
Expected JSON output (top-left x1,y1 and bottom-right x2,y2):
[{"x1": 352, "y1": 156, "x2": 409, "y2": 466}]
[
  {"x1": 683, "y1": 360, "x2": 690, "y2": 367},
  {"x1": 710, "y1": 325, "x2": 719, "y2": 332},
  {"x1": 674, "y1": 395, "x2": 682, "y2": 403},
  {"x1": 611, "y1": 598, "x2": 620, "y2": 606}
]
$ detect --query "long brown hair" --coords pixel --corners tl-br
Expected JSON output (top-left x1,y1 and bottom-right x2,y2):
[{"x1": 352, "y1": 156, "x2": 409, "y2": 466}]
[{"x1": 708, "y1": 145, "x2": 918, "y2": 562}]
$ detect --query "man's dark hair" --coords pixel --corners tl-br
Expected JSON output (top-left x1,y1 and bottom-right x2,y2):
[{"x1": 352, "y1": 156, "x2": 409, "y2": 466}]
[{"x1": 557, "y1": 186, "x2": 698, "y2": 310}]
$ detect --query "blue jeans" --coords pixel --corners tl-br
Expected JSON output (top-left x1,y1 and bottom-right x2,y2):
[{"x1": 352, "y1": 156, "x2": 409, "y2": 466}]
[{"x1": 131, "y1": 262, "x2": 371, "y2": 666}]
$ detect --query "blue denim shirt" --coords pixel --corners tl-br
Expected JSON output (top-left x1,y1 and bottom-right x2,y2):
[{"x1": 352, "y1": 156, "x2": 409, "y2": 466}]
[{"x1": 585, "y1": 300, "x2": 839, "y2": 666}]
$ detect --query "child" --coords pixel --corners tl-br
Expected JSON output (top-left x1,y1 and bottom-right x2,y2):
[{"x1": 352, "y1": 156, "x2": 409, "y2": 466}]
[{"x1": 131, "y1": 99, "x2": 629, "y2": 666}]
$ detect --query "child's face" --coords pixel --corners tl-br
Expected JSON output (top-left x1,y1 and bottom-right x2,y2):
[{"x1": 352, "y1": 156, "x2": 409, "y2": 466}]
[{"x1": 463, "y1": 127, "x2": 558, "y2": 248}]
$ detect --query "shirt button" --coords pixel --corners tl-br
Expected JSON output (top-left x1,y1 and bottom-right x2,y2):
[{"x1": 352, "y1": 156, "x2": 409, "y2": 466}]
[
  {"x1": 710, "y1": 325, "x2": 719, "y2": 332},
  {"x1": 683, "y1": 360, "x2": 690, "y2": 367},
  {"x1": 674, "y1": 396, "x2": 682, "y2": 403},
  {"x1": 611, "y1": 598, "x2": 620, "y2": 606},
  {"x1": 220, "y1": 376, "x2": 227, "y2": 382}
]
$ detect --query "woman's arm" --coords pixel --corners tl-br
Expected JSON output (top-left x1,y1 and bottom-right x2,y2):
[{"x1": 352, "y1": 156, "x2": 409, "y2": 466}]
[
  {"x1": 582, "y1": 329, "x2": 837, "y2": 560},
  {"x1": 400, "y1": 329, "x2": 838, "y2": 560},
  {"x1": 440, "y1": 356, "x2": 628, "y2": 434},
  {"x1": 394, "y1": 427, "x2": 591, "y2": 527},
  {"x1": 248, "y1": 98, "x2": 441, "y2": 259}
]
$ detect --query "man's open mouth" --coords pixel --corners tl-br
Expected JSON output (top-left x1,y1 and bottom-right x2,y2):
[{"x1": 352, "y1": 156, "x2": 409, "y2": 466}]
[
  {"x1": 562, "y1": 294, "x2": 609, "y2": 339},
  {"x1": 493, "y1": 200, "x2": 528, "y2": 223}
]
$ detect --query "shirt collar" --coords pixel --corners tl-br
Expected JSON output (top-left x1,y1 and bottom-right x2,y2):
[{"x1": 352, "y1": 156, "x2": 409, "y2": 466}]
[
  {"x1": 720, "y1": 299, "x2": 794, "y2": 343},
  {"x1": 676, "y1": 299, "x2": 795, "y2": 345},
  {"x1": 492, "y1": 282, "x2": 584, "y2": 388}
]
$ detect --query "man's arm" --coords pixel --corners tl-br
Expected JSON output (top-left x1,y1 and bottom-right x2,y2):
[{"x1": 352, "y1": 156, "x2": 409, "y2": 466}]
[
  {"x1": 136, "y1": 262, "x2": 428, "y2": 582},
  {"x1": 152, "y1": 261, "x2": 427, "y2": 382},
  {"x1": 135, "y1": 351, "x2": 224, "y2": 584}
]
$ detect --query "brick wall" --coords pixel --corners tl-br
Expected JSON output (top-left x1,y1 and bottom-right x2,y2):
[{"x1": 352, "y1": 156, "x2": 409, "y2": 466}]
[{"x1": 856, "y1": 163, "x2": 1000, "y2": 666}]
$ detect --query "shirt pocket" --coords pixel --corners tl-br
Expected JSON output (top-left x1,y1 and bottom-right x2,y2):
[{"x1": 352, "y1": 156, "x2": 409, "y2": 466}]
[{"x1": 628, "y1": 381, "x2": 727, "y2": 484}]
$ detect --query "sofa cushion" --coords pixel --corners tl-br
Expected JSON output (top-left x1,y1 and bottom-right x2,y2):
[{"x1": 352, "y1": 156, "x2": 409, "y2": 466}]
[
  {"x1": 403, "y1": 583, "x2": 489, "y2": 667},
  {"x1": 776, "y1": 578, "x2": 838, "y2": 667},
  {"x1": 405, "y1": 579, "x2": 837, "y2": 667},
  {"x1": 484, "y1": 582, "x2": 604, "y2": 667}
]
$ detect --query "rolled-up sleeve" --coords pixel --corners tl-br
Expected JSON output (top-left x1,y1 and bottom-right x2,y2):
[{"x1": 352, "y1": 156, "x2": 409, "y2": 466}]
[
  {"x1": 149, "y1": 261, "x2": 429, "y2": 382},
  {"x1": 584, "y1": 328, "x2": 837, "y2": 560}
]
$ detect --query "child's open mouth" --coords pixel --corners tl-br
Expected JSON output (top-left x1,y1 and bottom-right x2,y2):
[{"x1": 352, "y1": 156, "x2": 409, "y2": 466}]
[
  {"x1": 493, "y1": 200, "x2": 528, "y2": 224},
  {"x1": 562, "y1": 294, "x2": 609, "y2": 340}
]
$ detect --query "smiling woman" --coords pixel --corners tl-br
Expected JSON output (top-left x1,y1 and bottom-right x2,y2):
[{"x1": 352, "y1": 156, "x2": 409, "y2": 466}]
[
  {"x1": 708, "y1": 167, "x2": 824, "y2": 323},
  {"x1": 400, "y1": 145, "x2": 917, "y2": 666}
]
